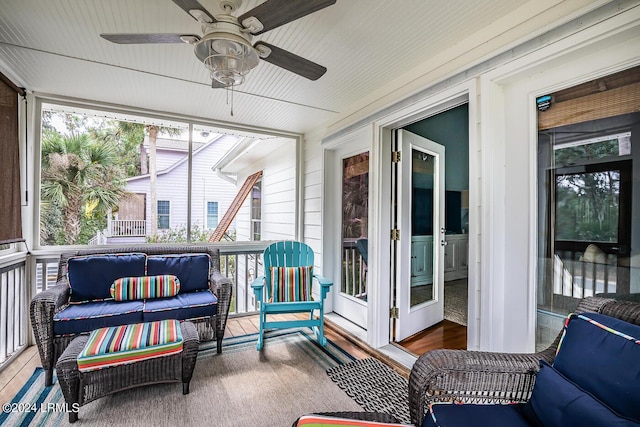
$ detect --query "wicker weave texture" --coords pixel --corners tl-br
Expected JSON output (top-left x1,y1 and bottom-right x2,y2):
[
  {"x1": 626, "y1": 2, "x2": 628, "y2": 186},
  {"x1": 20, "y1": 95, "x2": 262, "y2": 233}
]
[
  {"x1": 56, "y1": 321, "x2": 199, "y2": 423},
  {"x1": 30, "y1": 245, "x2": 232, "y2": 386},
  {"x1": 408, "y1": 296, "x2": 637, "y2": 426}
]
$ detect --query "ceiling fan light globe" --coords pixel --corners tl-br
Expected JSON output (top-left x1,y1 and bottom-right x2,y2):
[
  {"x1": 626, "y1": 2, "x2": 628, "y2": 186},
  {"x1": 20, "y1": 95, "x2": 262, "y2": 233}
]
[{"x1": 206, "y1": 53, "x2": 248, "y2": 86}]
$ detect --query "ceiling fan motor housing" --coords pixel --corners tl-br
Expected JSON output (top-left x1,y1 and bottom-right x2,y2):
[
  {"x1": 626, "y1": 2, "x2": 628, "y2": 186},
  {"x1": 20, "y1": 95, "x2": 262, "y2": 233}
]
[{"x1": 196, "y1": 16, "x2": 259, "y2": 86}]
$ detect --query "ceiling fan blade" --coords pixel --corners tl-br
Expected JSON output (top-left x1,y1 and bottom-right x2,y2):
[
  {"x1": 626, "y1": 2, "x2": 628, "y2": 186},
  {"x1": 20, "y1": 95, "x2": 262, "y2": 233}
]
[
  {"x1": 101, "y1": 33, "x2": 195, "y2": 44},
  {"x1": 211, "y1": 79, "x2": 227, "y2": 89},
  {"x1": 172, "y1": 0, "x2": 216, "y2": 23},
  {"x1": 239, "y1": 0, "x2": 336, "y2": 35},
  {"x1": 255, "y1": 42, "x2": 326, "y2": 81}
]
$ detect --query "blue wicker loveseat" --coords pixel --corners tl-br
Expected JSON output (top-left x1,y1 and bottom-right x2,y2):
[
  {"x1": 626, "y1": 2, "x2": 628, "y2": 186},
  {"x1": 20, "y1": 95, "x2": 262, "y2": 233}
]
[{"x1": 30, "y1": 245, "x2": 232, "y2": 386}]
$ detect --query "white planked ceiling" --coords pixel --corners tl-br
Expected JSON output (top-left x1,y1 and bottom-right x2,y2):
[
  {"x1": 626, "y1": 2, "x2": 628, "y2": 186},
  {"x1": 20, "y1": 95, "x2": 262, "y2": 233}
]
[{"x1": 0, "y1": 0, "x2": 600, "y2": 134}]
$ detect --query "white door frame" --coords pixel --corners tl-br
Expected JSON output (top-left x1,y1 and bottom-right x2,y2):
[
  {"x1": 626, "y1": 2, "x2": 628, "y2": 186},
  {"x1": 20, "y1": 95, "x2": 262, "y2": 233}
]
[
  {"x1": 322, "y1": 125, "x2": 373, "y2": 329},
  {"x1": 368, "y1": 83, "x2": 478, "y2": 350},
  {"x1": 322, "y1": 83, "x2": 477, "y2": 350},
  {"x1": 394, "y1": 131, "x2": 445, "y2": 341}
]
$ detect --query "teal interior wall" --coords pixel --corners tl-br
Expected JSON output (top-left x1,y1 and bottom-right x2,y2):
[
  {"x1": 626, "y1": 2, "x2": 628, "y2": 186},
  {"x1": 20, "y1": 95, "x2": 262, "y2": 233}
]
[{"x1": 404, "y1": 103, "x2": 469, "y2": 191}]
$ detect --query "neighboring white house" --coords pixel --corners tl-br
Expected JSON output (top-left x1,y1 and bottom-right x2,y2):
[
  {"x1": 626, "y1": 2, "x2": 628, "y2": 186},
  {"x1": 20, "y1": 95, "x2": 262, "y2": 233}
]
[
  {"x1": 212, "y1": 136, "x2": 298, "y2": 311},
  {"x1": 98, "y1": 133, "x2": 241, "y2": 244}
]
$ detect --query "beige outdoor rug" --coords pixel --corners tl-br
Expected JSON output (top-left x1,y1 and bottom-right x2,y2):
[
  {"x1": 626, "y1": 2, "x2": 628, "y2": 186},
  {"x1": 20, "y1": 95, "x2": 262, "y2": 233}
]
[{"x1": 2, "y1": 329, "x2": 363, "y2": 427}]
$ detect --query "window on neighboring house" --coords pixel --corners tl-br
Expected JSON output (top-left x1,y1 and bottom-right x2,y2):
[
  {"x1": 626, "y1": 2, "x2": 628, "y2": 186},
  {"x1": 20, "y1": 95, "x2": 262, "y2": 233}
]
[
  {"x1": 250, "y1": 180, "x2": 262, "y2": 241},
  {"x1": 207, "y1": 201, "x2": 219, "y2": 229},
  {"x1": 157, "y1": 200, "x2": 170, "y2": 229}
]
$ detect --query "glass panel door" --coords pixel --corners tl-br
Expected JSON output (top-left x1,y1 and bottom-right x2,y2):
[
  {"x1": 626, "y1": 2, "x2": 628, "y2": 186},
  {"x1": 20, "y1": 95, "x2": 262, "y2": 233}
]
[
  {"x1": 341, "y1": 153, "x2": 370, "y2": 302},
  {"x1": 395, "y1": 130, "x2": 445, "y2": 341}
]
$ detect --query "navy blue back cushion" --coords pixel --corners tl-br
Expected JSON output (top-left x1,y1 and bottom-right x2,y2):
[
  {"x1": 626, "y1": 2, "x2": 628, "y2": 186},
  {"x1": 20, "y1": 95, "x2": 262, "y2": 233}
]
[
  {"x1": 425, "y1": 403, "x2": 530, "y2": 427},
  {"x1": 523, "y1": 361, "x2": 637, "y2": 427},
  {"x1": 67, "y1": 253, "x2": 146, "y2": 302},
  {"x1": 146, "y1": 254, "x2": 210, "y2": 293},
  {"x1": 552, "y1": 313, "x2": 640, "y2": 422}
]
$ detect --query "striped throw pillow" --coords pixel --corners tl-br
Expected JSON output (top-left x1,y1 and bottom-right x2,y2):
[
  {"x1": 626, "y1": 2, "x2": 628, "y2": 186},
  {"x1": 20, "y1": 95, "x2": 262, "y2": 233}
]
[
  {"x1": 270, "y1": 266, "x2": 313, "y2": 302},
  {"x1": 294, "y1": 415, "x2": 412, "y2": 426},
  {"x1": 76, "y1": 319, "x2": 183, "y2": 372},
  {"x1": 110, "y1": 275, "x2": 180, "y2": 301}
]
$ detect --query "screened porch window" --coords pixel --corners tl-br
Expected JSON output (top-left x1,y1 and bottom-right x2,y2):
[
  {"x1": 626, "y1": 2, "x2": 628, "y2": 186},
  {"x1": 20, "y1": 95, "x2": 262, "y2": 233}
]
[{"x1": 536, "y1": 65, "x2": 640, "y2": 351}]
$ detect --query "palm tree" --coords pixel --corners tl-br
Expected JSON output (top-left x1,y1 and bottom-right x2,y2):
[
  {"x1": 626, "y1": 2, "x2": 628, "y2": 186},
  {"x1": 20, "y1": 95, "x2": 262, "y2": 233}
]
[
  {"x1": 41, "y1": 130, "x2": 124, "y2": 244},
  {"x1": 109, "y1": 122, "x2": 181, "y2": 237}
]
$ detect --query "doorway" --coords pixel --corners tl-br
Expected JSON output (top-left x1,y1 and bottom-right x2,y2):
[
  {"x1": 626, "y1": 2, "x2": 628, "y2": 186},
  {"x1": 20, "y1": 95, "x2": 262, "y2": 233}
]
[
  {"x1": 391, "y1": 104, "x2": 470, "y2": 353},
  {"x1": 392, "y1": 130, "x2": 446, "y2": 341}
]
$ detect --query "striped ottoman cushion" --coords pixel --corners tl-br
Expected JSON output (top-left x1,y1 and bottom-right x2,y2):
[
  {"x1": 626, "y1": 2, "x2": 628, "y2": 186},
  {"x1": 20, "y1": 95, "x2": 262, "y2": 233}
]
[
  {"x1": 77, "y1": 319, "x2": 183, "y2": 372},
  {"x1": 295, "y1": 415, "x2": 412, "y2": 426},
  {"x1": 110, "y1": 275, "x2": 180, "y2": 301}
]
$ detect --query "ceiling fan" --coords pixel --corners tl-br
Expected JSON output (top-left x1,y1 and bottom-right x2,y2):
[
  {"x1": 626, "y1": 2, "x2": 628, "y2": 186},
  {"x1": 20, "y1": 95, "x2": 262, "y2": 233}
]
[{"x1": 100, "y1": 0, "x2": 336, "y2": 90}]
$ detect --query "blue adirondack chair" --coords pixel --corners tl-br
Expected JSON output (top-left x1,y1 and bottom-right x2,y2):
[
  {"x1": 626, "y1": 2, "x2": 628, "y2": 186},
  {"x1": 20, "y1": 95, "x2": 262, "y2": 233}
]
[{"x1": 251, "y1": 241, "x2": 333, "y2": 350}]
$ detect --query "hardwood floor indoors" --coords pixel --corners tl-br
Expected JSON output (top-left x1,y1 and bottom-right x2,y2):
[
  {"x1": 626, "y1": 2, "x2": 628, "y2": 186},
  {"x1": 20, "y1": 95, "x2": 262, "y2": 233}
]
[{"x1": 397, "y1": 320, "x2": 467, "y2": 356}]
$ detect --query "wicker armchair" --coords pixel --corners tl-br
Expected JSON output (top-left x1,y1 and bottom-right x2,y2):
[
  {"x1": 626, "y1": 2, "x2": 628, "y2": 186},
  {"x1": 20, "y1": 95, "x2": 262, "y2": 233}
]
[
  {"x1": 30, "y1": 245, "x2": 232, "y2": 387},
  {"x1": 408, "y1": 296, "x2": 640, "y2": 426}
]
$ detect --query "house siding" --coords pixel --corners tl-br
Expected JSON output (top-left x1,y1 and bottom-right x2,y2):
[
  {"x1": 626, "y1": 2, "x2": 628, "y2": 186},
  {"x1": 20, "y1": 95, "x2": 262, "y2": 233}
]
[
  {"x1": 234, "y1": 140, "x2": 297, "y2": 312},
  {"x1": 235, "y1": 141, "x2": 297, "y2": 242},
  {"x1": 125, "y1": 135, "x2": 239, "y2": 235}
]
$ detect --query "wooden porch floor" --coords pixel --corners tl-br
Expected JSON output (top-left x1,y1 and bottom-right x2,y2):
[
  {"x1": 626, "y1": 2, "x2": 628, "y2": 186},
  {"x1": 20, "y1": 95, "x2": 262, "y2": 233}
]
[{"x1": 0, "y1": 314, "x2": 464, "y2": 405}]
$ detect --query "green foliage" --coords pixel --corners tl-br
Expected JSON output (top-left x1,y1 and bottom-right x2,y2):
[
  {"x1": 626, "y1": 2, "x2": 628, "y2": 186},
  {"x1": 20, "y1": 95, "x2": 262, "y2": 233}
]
[
  {"x1": 40, "y1": 129, "x2": 125, "y2": 245},
  {"x1": 145, "y1": 223, "x2": 211, "y2": 243},
  {"x1": 39, "y1": 110, "x2": 186, "y2": 246},
  {"x1": 555, "y1": 170, "x2": 620, "y2": 242},
  {"x1": 554, "y1": 139, "x2": 619, "y2": 166}
]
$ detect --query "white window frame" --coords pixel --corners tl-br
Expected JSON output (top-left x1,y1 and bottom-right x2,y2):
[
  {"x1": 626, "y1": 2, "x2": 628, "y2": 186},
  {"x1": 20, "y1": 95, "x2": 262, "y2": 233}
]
[
  {"x1": 157, "y1": 200, "x2": 170, "y2": 230},
  {"x1": 206, "y1": 201, "x2": 219, "y2": 229}
]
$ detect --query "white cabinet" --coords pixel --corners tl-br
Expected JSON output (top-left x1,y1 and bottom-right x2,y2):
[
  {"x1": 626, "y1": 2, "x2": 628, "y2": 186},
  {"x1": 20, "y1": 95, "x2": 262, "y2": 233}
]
[
  {"x1": 444, "y1": 234, "x2": 468, "y2": 281},
  {"x1": 411, "y1": 236, "x2": 433, "y2": 286},
  {"x1": 410, "y1": 234, "x2": 468, "y2": 286}
]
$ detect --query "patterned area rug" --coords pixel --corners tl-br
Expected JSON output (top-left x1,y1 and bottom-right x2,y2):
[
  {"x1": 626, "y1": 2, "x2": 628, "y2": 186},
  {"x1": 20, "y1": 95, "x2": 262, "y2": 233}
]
[
  {"x1": 444, "y1": 279, "x2": 468, "y2": 326},
  {"x1": 1, "y1": 329, "x2": 362, "y2": 427},
  {"x1": 326, "y1": 358, "x2": 411, "y2": 424}
]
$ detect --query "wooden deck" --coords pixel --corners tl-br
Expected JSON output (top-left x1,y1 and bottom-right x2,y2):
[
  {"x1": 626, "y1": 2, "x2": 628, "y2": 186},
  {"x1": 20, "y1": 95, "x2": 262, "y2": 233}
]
[{"x1": 0, "y1": 314, "x2": 465, "y2": 405}]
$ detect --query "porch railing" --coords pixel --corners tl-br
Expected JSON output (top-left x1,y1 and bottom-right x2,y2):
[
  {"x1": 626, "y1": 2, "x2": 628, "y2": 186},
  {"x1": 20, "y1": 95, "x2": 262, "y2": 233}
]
[
  {"x1": 342, "y1": 239, "x2": 367, "y2": 300},
  {"x1": 0, "y1": 259, "x2": 28, "y2": 366},
  {"x1": 219, "y1": 243, "x2": 266, "y2": 315},
  {"x1": 107, "y1": 219, "x2": 147, "y2": 237}
]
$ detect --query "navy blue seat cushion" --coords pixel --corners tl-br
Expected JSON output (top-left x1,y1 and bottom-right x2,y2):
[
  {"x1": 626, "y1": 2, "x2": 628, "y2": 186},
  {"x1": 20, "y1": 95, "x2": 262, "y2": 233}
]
[
  {"x1": 552, "y1": 313, "x2": 640, "y2": 422},
  {"x1": 523, "y1": 360, "x2": 637, "y2": 427},
  {"x1": 142, "y1": 290, "x2": 217, "y2": 322},
  {"x1": 53, "y1": 300, "x2": 144, "y2": 335},
  {"x1": 67, "y1": 253, "x2": 146, "y2": 303},
  {"x1": 423, "y1": 403, "x2": 530, "y2": 427},
  {"x1": 146, "y1": 254, "x2": 210, "y2": 293}
]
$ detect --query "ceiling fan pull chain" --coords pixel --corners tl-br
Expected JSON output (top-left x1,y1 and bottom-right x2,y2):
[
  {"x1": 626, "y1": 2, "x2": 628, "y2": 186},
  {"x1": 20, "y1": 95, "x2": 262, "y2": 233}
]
[{"x1": 231, "y1": 84, "x2": 235, "y2": 116}]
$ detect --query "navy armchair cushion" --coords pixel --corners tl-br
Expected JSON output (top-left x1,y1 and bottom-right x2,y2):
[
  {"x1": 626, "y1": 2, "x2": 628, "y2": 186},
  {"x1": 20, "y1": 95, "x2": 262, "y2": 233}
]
[
  {"x1": 552, "y1": 313, "x2": 640, "y2": 422},
  {"x1": 67, "y1": 253, "x2": 146, "y2": 303},
  {"x1": 147, "y1": 253, "x2": 211, "y2": 293},
  {"x1": 523, "y1": 361, "x2": 636, "y2": 427},
  {"x1": 424, "y1": 403, "x2": 530, "y2": 427}
]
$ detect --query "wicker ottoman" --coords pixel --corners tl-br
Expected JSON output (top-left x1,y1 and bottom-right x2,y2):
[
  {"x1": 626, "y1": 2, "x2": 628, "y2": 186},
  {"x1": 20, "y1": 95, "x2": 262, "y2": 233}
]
[{"x1": 56, "y1": 320, "x2": 199, "y2": 423}]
